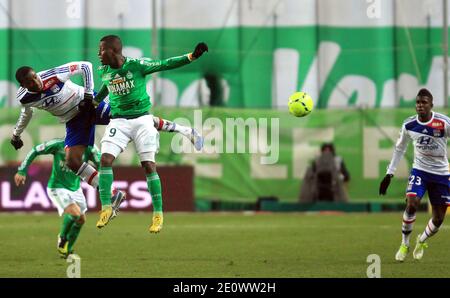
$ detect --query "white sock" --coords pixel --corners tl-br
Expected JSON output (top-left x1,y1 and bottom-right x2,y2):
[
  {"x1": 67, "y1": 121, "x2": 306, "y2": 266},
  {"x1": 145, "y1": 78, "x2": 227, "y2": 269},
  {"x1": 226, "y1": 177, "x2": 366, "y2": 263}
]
[
  {"x1": 419, "y1": 219, "x2": 439, "y2": 243},
  {"x1": 76, "y1": 162, "x2": 99, "y2": 188},
  {"x1": 402, "y1": 211, "x2": 416, "y2": 246},
  {"x1": 154, "y1": 116, "x2": 192, "y2": 138}
]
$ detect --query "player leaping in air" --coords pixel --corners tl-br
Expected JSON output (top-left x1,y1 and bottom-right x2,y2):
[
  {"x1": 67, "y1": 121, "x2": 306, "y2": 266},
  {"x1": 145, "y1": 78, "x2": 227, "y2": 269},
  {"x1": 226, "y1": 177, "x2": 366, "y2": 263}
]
[
  {"x1": 11, "y1": 61, "x2": 203, "y2": 217},
  {"x1": 379, "y1": 88, "x2": 450, "y2": 262},
  {"x1": 94, "y1": 35, "x2": 208, "y2": 232}
]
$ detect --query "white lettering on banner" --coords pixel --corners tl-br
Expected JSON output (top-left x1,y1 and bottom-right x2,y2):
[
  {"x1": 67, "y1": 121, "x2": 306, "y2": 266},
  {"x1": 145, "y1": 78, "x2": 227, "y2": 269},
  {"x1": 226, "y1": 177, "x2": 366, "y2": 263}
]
[
  {"x1": 171, "y1": 110, "x2": 279, "y2": 164},
  {"x1": 272, "y1": 49, "x2": 299, "y2": 108},
  {"x1": 328, "y1": 75, "x2": 377, "y2": 107},
  {"x1": 1, "y1": 182, "x2": 23, "y2": 208},
  {"x1": 0, "y1": 180, "x2": 152, "y2": 210},
  {"x1": 24, "y1": 182, "x2": 50, "y2": 208},
  {"x1": 273, "y1": 41, "x2": 448, "y2": 108},
  {"x1": 128, "y1": 181, "x2": 151, "y2": 208},
  {"x1": 363, "y1": 127, "x2": 409, "y2": 178},
  {"x1": 250, "y1": 153, "x2": 287, "y2": 179},
  {"x1": 300, "y1": 42, "x2": 342, "y2": 107}
]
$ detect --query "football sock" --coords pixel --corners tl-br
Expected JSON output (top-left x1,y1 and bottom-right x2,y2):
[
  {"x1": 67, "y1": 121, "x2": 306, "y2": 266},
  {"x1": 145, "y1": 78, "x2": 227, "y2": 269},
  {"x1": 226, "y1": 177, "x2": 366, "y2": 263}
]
[
  {"x1": 419, "y1": 218, "x2": 440, "y2": 243},
  {"x1": 146, "y1": 172, "x2": 163, "y2": 213},
  {"x1": 401, "y1": 211, "x2": 416, "y2": 246},
  {"x1": 99, "y1": 166, "x2": 113, "y2": 207},
  {"x1": 67, "y1": 221, "x2": 83, "y2": 252},
  {"x1": 60, "y1": 214, "x2": 77, "y2": 239},
  {"x1": 154, "y1": 117, "x2": 192, "y2": 138},
  {"x1": 76, "y1": 162, "x2": 99, "y2": 188}
]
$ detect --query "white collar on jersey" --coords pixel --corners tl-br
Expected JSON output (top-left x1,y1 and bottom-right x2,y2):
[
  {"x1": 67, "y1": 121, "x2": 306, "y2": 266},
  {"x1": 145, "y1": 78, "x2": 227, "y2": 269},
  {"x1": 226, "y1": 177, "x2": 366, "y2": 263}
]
[{"x1": 416, "y1": 111, "x2": 434, "y2": 125}]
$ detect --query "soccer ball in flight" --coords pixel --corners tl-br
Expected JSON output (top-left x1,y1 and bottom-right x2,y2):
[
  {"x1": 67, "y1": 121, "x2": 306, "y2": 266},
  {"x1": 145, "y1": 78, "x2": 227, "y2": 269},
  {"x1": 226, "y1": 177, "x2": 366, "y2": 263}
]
[{"x1": 288, "y1": 91, "x2": 314, "y2": 117}]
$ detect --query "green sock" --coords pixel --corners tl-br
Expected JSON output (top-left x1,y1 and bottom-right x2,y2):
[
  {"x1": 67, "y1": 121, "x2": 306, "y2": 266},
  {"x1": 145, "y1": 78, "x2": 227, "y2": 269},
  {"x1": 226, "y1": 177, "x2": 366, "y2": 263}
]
[
  {"x1": 59, "y1": 214, "x2": 76, "y2": 239},
  {"x1": 99, "y1": 166, "x2": 113, "y2": 207},
  {"x1": 146, "y1": 172, "x2": 163, "y2": 213},
  {"x1": 67, "y1": 221, "x2": 83, "y2": 253}
]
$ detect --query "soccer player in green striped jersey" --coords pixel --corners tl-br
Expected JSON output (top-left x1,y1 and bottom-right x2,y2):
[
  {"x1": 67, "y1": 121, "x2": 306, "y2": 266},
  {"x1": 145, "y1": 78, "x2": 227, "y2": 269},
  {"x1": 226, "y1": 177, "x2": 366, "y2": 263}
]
[
  {"x1": 14, "y1": 138, "x2": 110, "y2": 257},
  {"x1": 95, "y1": 35, "x2": 208, "y2": 231}
]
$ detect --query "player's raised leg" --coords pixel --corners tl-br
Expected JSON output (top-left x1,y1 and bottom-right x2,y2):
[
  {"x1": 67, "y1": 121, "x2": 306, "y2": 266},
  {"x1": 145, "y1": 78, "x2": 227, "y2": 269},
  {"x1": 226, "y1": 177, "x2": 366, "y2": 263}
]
[{"x1": 153, "y1": 116, "x2": 203, "y2": 151}]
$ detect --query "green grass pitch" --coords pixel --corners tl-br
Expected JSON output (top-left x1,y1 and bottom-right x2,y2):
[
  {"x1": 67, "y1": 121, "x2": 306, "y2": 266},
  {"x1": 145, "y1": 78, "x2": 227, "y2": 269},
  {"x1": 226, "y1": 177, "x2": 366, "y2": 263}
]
[{"x1": 0, "y1": 212, "x2": 449, "y2": 278}]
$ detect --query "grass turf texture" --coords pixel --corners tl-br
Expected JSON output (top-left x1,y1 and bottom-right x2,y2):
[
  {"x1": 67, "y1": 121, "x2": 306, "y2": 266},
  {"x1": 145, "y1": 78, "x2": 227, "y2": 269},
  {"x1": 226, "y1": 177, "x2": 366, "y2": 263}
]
[{"x1": 0, "y1": 212, "x2": 448, "y2": 278}]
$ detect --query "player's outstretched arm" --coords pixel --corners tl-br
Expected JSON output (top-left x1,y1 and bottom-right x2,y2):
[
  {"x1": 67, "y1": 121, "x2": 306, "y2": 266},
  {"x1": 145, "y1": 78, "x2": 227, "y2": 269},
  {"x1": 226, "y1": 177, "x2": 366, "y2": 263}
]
[
  {"x1": 16, "y1": 139, "x2": 63, "y2": 179},
  {"x1": 141, "y1": 42, "x2": 208, "y2": 75}
]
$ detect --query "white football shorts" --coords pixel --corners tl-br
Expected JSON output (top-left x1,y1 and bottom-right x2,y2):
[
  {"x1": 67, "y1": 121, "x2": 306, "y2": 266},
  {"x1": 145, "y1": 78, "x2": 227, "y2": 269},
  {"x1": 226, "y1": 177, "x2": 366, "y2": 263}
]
[
  {"x1": 101, "y1": 114, "x2": 160, "y2": 162},
  {"x1": 46, "y1": 187, "x2": 87, "y2": 216}
]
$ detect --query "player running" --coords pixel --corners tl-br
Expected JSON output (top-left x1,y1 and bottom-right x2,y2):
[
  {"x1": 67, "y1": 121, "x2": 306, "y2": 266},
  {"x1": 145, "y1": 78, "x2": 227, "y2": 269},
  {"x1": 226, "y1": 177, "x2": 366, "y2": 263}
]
[
  {"x1": 11, "y1": 63, "x2": 203, "y2": 208},
  {"x1": 379, "y1": 88, "x2": 450, "y2": 262},
  {"x1": 14, "y1": 138, "x2": 121, "y2": 258},
  {"x1": 94, "y1": 35, "x2": 208, "y2": 232}
]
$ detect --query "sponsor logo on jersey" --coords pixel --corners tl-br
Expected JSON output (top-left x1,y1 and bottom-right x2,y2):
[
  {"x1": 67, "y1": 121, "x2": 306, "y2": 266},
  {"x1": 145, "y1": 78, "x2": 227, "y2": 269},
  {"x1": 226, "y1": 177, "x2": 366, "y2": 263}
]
[
  {"x1": 43, "y1": 77, "x2": 59, "y2": 90},
  {"x1": 433, "y1": 129, "x2": 442, "y2": 137},
  {"x1": 418, "y1": 136, "x2": 433, "y2": 145},
  {"x1": 70, "y1": 64, "x2": 78, "y2": 73},
  {"x1": 42, "y1": 96, "x2": 60, "y2": 107},
  {"x1": 416, "y1": 135, "x2": 438, "y2": 150},
  {"x1": 112, "y1": 74, "x2": 125, "y2": 85},
  {"x1": 107, "y1": 80, "x2": 136, "y2": 96},
  {"x1": 126, "y1": 71, "x2": 133, "y2": 80},
  {"x1": 50, "y1": 84, "x2": 61, "y2": 93},
  {"x1": 430, "y1": 120, "x2": 444, "y2": 128}
]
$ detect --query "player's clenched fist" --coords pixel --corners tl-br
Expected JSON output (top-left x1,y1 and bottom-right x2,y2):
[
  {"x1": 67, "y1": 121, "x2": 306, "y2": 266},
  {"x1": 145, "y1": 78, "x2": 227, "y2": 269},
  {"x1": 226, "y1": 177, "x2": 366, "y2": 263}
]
[
  {"x1": 10, "y1": 134, "x2": 23, "y2": 150},
  {"x1": 192, "y1": 42, "x2": 208, "y2": 59}
]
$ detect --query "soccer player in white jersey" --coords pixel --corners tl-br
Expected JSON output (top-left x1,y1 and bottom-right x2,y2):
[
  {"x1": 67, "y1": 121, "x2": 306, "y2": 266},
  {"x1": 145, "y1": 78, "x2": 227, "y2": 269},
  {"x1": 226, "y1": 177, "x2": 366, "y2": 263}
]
[
  {"x1": 379, "y1": 88, "x2": 450, "y2": 262},
  {"x1": 10, "y1": 63, "x2": 203, "y2": 217}
]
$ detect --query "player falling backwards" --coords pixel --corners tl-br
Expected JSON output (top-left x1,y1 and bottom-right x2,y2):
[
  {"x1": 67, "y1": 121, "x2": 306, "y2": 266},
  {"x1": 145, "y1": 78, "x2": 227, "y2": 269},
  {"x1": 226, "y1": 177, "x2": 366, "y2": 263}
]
[
  {"x1": 379, "y1": 88, "x2": 450, "y2": 262},
  {"x1": 94, "y1": 35, "x2": 208, "y2": 232},
  {"x1": 14, "y1": 138, "x2": 109, "y2": 258},
  {"x1": 11, "y1": 60, "x2": 203, "y2": 216}
]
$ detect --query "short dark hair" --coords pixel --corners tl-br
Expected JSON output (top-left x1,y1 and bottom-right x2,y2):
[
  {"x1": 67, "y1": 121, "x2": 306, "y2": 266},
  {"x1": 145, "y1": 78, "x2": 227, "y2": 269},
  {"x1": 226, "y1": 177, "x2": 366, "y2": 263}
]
[
  {"x1": 321, "y1": 143, "x2": 335, "y2": 155},
  {"x1": 417, "y1": 88, "x2": 433, "y2": 102},
  {"x1": 15, "y1": 66, "x2": 33, "y2": 85},
  {"x1": 100, "y1": 35, "x2": 122, "y2": 50}
]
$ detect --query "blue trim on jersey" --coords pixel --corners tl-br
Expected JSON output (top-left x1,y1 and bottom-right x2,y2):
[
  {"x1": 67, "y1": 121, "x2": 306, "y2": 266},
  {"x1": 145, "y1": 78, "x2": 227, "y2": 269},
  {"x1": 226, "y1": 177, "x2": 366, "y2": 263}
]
[
  {"x1": 41, "y1": 67, "x2": 70, "y2": 79},
  {"x1": 81, "y1": 64, "x2": 92, "y2": 90},
  {"x1": 19, "y1": 92, "x2": 41, "y2": 104},
  {"x1": 404, "y1": 120, "x2": 444, "y2": 137}
]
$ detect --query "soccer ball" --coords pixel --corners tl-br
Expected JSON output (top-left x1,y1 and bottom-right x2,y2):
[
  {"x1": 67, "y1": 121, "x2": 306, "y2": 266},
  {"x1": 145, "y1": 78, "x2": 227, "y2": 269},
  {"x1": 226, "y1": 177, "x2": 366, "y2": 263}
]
[{"x1": 288, "y1": 91, "x2": 314, "y2": 117}]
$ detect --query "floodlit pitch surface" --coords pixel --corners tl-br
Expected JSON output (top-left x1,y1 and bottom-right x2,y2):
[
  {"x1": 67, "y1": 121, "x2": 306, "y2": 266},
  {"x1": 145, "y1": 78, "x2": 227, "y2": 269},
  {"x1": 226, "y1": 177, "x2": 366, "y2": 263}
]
[{"x1": 0, "y1": 212, "x2": 449, "y2": 277}]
